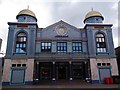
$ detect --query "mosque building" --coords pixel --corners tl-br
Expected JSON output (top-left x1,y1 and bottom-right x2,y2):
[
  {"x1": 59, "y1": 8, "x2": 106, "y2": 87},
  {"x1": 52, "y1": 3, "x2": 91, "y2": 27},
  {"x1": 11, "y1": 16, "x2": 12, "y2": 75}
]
[{"x1": 2, "y1": 8, "x2": 118, "y2": 85}]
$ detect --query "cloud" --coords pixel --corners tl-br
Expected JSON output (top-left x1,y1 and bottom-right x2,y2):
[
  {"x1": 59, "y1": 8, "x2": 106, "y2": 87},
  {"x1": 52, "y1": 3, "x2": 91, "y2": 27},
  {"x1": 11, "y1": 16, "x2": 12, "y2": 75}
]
[
  {"x1": 0, "y1": 1, "x2": 119, "y2": 54},
  {"x1": 49, "y1": 2, "x2": 118, "y2": 26}
]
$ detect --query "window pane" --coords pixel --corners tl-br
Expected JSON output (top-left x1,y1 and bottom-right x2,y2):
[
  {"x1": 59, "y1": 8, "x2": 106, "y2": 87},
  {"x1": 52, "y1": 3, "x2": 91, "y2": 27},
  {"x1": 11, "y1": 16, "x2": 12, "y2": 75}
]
[
  {"x1": 58, "y1": 47, "x2": 60, "y2": 51},
  {"x1": 41, "y1": 42, "x2": 51, "y2": 52},
  {"x1": 23, "y1": 44, "x2": 26, "y2": 47},
  {"x1": 15, "y1": 32, "x2": 27, "y2": 53},
  {"x1": 42, "y1": 43, "x2": 44, "y2": 46},
  {"x1": 99, "y1": 38, "x2": 101, "y2": 42},
  {"x1": 72, "y1": 42, "x2": 82, "y2": 52},
  {"x1": 64, "y1": 43, "x2": 66, "y2": 46},
  {"x1": 57, "y1": 43, "x2": 60, "y2": 46},
  {"x1": 78, "y1": 43, "x2": 81, "y2": 46},
  {"x1": 97, "y1": 43, "x2": 99, "y2": 47},
  {"x1": 57, "y1": 42, "x2": 67, "y2": 52},
  {"x1": 16, "y1": 48, "x2": 19, "y2": 53},
  {"x1": 96, "y1": 34, "x2": 104, "y2": 37},
  {"x1": 96, "y1": 33, "x2": 106, "y2": 53},
  {"x1": 96, "y1": 38, "x2": 99, "y2": 42},
  {"x1": 107, "y1": 63, "x2": 110, "y2": 66},
  {"x1": 48, "y1": 46, "x2": 51, "y2": 49},
  {"x1": 42, "y1": 47, "x2": 44, "y2": 49},
  {"x1": 73, "y1": 47, "x2": 75, "y2": 51},
  {"x1": 23, "y1": 37, "x2": 26, "y2": 41},
  {"x1": 18, "y1": 33, "x2": 26, "y2": 37},
  {"x1": 73, "y1": 43, "x2": 75, "y2": 46},
  {"x1": 102, "y1": 38, "x2": 104, "y2": 42},
  {"x1": 45, "y1": 46, "x2": 47, "y2": 49},
  {"x1": 48, "y1": 43, "x2": 51, "y2": 46},
  {"x1": 45, "y1": 43, "x2": 47, "y2": 46},
  {"x1": 16, "y1": 44, "x2": 19, "y2": 47},
  {"x1": 76, "y1": 47, "x2": 78, "y2": 51},
  {"x1": 20, "y1": 44, "x2": 22, "y2": 47}
]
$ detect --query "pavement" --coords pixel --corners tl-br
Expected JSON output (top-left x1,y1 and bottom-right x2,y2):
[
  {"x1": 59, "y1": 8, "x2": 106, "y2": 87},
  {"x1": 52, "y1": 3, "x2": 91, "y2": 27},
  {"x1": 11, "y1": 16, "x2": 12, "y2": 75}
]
[{"x1": 2, "y1": 80, "x2": 120, "y2": 90}]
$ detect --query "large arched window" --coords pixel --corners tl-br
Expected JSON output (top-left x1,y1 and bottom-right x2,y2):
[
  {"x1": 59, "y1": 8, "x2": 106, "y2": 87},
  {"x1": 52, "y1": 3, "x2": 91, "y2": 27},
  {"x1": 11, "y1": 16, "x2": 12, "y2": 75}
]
[
  {"x1": 15, "y1": 32, "x2": 27, "y2": 53},
  {"x1": 96, "y1": 33, "x2": 106, "y2": 52}
]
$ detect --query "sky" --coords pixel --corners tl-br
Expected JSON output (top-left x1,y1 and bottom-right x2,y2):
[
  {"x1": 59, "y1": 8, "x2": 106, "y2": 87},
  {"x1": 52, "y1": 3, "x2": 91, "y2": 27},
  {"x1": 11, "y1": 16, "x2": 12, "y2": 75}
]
[{"x1": 0, "y1": 0, "x2": 119, "y2": 55}]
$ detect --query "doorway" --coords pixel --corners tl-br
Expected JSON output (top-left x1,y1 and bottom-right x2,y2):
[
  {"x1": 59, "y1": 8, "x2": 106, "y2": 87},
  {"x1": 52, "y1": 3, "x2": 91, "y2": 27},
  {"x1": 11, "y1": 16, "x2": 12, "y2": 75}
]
[
  {"x1": 10, "y1": 68, "x2": 25, "y2": 85},
  {"x1": 56, "y1": 62, "x2": 68, "y2": 80},
  {"x1": 72, "y1": 62, "x2": 84, "y2": 80},
  {"x1": 39, "y1": 62, "x2": 52, "y2": 80},
  {"x1": 99, "y1": 68, "x2": 111, "y2": 83}
]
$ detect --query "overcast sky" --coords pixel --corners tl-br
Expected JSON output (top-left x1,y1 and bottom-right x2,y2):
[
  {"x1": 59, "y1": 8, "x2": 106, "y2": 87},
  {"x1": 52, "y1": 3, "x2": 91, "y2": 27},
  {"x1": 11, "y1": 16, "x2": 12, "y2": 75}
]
[{"x1": 0, "y1": 0, "x2": 119, "y2": 55}]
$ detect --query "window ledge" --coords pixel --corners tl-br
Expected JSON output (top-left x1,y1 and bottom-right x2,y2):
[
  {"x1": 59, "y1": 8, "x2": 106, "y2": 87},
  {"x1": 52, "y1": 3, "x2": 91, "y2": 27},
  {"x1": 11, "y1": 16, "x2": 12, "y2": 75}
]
[
  {"x1": 96, "y1": 52, "x2": 109, "y2": 55},
  {"x1": 13, "y1": 52, "x2": 27, "y2": 55}
]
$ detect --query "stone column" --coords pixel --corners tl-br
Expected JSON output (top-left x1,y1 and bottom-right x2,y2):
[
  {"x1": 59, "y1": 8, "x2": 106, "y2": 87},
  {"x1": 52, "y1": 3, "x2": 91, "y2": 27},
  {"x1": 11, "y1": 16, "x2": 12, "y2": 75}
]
[
  {"x1": 36, "y1": 62, "x2": 39, "y2": 81},
  {"x1": 69, "y1": 61, "x2": 72, "y2": 80},
  {"x1": 84, "y1": 61, "x2": 89, "y2": 82},
  {"x1": 52, "y1": 62, "x2": 56, "y2": 81}
]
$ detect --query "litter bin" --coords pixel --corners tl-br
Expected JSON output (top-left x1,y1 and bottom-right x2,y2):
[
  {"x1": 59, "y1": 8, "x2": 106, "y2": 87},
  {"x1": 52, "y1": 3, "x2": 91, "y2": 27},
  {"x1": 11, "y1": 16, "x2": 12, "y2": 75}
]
[
  {"x1": 104, "y1": 77, "x2": 113, "y2": 84},
  {"x1": 112, "y1": 76, "x2": 120, "y2": 84},
  {"x1": 104, "y1": 77, "x2": 110, "y2": 84},
  {"x1": 109, "y1": 77, "x2": 113, "y2": 84}
]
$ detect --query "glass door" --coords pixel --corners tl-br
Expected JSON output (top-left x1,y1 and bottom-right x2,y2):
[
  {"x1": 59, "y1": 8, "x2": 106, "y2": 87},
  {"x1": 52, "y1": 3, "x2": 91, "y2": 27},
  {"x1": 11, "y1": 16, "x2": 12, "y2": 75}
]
[
  {"x1": 56, "y1": 62, "x2": 68, "y2": 80},
  {"x1": 72, "y1": 62, "x2": 84, "y2": 80},
  {"x1": 40, "y1": 62, "x2": 52, "y2": 80}
]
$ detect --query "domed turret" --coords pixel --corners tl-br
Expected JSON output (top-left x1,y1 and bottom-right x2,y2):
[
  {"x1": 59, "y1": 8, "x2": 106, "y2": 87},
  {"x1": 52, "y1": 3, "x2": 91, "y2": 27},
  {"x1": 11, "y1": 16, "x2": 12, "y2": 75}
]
[
  {"x1": 16, "y1": 9, "x2": 37, "y2": 22},
  {"x1": 84, "y1": 10, "x2": 104, "y2": 23}
]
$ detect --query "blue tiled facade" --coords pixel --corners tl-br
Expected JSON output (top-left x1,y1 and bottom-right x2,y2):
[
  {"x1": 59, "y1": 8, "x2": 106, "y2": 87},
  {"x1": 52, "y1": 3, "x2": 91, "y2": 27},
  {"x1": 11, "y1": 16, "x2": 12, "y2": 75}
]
[{"x1": 2, "y1": 9, "x2": 119, "y2": 85}]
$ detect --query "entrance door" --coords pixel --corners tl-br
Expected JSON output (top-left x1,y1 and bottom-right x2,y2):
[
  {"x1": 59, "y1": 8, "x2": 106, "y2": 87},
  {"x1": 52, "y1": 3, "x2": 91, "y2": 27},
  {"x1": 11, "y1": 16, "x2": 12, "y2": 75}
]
[
  {"x1": 56, "y1": 62, "x2": 68, "y2": 80},
  {"x1": 39, "y1": 62, "x2": 52, "y2": 80},
  {"x1": 99, "y1": 68, "x2": 111, "y2": 83},
  {"x1": 11, "y1": 68, "x2": 25, "y2": 85},
  {"x1": 72, "y1": 62, "x2": 84, "y2": 80},
  {"x1": 58, "y1": 65, "x2": 66, "y2": 79}
]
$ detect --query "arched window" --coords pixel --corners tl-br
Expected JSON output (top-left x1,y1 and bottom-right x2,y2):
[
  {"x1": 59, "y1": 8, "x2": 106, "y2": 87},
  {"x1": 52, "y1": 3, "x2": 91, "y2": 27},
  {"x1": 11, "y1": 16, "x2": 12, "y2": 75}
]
[
  {"x1": 96, "y1": 33, "x2": 106, "y2": 52},
  {"x1": 15, "y1": 32, "x2": 27, "y2": 53}
]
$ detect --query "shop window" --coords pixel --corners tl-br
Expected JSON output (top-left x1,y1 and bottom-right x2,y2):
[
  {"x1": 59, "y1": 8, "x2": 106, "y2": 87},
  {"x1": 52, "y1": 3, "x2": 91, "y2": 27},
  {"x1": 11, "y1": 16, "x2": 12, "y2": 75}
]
[
  {"x1": 72, "y1": 42, "x2": 82, "y2": 52},
  {"x1": 15, "y1": 32, "x2": 27, "y2": 53},
  {"x1": 57, "y1": 42, "x2": 67, "y2": 52},
  {"x1": 96, "y1": 33, "x2": 106, "y2": 53},
  {"x1": 41, "y1": 42, "x2": 51, "y2": 52}
]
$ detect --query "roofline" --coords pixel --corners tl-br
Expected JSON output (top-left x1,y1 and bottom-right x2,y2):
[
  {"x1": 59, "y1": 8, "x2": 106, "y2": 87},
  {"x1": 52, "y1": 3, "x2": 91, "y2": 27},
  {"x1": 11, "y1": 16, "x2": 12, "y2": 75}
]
[
  {"x1": 84, "y1": 23, "x2": 113, "y2": 29},
  {"x1": 8, "y1": 22, "x2": 38, "y2": 28},
  {"x1": 8, "y1": 22, "x2": 37, "y2": 25}
]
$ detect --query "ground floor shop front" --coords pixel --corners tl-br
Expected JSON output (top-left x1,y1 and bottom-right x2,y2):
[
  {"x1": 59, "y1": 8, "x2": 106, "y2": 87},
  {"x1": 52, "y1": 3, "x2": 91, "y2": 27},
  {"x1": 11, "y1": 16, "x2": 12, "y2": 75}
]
[
  {"x1": 2, "y1": 58, "x2": 119, "y2": 85},
  {"x1": 34, "y1": 61, "x2": 90, "y2": 82}
]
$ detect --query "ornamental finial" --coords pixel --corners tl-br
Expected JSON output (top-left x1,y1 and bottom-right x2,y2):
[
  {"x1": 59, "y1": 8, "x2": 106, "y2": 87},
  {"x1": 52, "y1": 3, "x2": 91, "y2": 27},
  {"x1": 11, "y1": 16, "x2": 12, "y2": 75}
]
[
  {"x1": 91, "y1": 8, "x2": 93, "y2": 11},
  {"x1": 27, "y1": 5, "x2": 29, "y2": 9}
]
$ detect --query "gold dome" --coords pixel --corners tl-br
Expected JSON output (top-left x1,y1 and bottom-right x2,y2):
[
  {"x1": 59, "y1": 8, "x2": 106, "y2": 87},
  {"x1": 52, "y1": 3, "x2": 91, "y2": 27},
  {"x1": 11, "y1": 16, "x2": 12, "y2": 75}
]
[
  {"x1": 16, "y1": 9, "x2": 36, "y2": 19},
  {"x1": 84, "y1": 10, "x2": 104, "y2": 23}
]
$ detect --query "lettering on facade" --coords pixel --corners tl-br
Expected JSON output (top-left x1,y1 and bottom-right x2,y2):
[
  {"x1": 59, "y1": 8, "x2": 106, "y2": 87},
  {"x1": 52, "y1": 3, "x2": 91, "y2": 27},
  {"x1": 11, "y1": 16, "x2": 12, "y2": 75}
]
[{"x1": 55, "y1": 35, "x2": 68, "y2": 38}]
